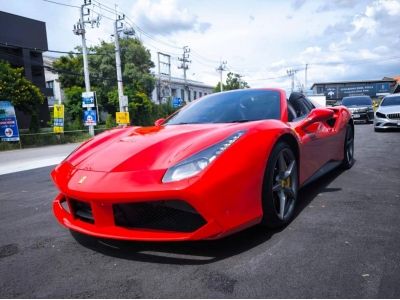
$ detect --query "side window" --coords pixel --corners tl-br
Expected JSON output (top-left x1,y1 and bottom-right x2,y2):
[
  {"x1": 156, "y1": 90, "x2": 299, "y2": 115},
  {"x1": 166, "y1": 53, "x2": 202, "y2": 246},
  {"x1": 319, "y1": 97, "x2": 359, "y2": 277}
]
[
  {"x1": 303, "y1": 97, "x2": 315, "y2": 110},
  {"x1": 290, "y1": 97, "x2": 311, "y2": 119}
]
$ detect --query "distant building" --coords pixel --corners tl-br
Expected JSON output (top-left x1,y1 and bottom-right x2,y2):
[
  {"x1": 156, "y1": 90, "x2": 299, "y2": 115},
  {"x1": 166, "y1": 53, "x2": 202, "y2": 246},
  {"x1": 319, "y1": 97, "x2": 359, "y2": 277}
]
[
  {"x1": 0, "y1": 11, "x2": 51, "y2": 128},
  {"x1": 311, "y1": 78, "x2": 397, "y2": 105},
  {"x1": 152, "y1": 75, "x2": 214, "y2": 104},
  {"x1": 43, "y1": 55, "x2": 64, "y2": 106}
]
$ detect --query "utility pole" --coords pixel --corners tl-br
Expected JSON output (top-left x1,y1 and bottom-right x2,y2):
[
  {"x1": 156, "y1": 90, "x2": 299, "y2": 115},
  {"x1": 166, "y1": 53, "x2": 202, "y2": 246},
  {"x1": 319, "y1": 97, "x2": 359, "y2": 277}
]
[
  {"x1": 286, "y1": 69, "x2": 297, "y2": 93},
  {"x1": 157, "y1": 52, "x2": 172, "y2": 104},
  {"x1": 114, "y1": 8, "x2": 127, "y2": 112},
  {"x1": 73, "y1": 0, "x2": 99, "y2": 136},
  {"x1": 178, "y1": 46, "x2": 191, "y2": 102},
  {"x1": 216, "y1": 61, "x2": 227, "y2": 92}
]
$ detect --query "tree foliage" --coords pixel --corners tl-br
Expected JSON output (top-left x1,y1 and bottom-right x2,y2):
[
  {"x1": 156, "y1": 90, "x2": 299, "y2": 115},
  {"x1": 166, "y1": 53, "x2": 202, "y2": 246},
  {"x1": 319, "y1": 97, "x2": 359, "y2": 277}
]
[
  {"x1": 0, "y1": 60, "x2": 44, "y2": 113},
  {"x1": 53, "y1": 37, "x2": 157, "y2": 126},
  {"x1": 214, "y1": 72, "x2": 250, "y2": 92}
]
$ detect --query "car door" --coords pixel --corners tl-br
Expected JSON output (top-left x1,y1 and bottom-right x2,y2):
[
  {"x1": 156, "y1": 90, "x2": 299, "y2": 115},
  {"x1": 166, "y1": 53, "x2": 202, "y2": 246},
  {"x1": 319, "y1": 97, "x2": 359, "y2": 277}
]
[{"x1": 288, "y1": 97, "x2": 337, "y2": 184}]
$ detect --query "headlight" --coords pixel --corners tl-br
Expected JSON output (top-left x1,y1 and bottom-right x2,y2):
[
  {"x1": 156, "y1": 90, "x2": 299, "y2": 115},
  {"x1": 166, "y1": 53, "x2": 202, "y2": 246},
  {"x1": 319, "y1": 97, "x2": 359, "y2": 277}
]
[
  {"x1": 162, "y1": 130, "x2": 246, "y2": 183},
  {"x1": 376, "y1": 112, "x2": 386, "y2": 118}
]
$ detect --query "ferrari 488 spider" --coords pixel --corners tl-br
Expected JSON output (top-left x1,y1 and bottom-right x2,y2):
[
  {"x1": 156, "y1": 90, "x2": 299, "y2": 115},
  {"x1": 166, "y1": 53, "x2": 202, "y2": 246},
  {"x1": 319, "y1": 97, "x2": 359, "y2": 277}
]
[{"x1": 52, "y1": 88, "x2": 354, "y2": 241}]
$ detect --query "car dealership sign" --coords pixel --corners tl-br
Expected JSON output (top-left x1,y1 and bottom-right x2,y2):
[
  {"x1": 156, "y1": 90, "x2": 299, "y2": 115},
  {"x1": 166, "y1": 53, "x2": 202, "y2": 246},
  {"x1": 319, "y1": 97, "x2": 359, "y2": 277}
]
[
  {"x1": 0, "y1": 100, "x2": 20, "y2": 142},
  {"x1": 323, "y1": 82, "x2": 391, "y2": 99}
]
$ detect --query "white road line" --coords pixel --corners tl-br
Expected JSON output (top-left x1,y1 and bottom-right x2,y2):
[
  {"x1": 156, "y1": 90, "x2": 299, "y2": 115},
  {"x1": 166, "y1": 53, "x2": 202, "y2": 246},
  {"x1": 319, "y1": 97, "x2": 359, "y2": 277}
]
[{"x1": 0, "y1": 155, "x2": 66, "y2": 176}]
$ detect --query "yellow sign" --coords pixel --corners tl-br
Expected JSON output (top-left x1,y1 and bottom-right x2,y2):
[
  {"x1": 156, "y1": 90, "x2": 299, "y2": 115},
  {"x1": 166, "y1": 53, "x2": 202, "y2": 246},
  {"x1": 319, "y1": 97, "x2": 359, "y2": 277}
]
[
  {"x1": 116, "y1": 112, "x2": 130, "y2": 125},
  {"x1": 53, "y1": 104, "x2": 64, "y2": 133}
]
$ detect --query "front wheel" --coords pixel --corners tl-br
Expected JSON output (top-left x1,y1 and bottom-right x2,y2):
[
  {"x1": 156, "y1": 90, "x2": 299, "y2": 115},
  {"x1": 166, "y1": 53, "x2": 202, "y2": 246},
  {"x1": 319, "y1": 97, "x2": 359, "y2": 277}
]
[
  {"x1": 342, "y1": 124, "x2": 354, "y2": 169},
  {"x1": 261, "y1": 142, "x2": 298, "y2": 228}
]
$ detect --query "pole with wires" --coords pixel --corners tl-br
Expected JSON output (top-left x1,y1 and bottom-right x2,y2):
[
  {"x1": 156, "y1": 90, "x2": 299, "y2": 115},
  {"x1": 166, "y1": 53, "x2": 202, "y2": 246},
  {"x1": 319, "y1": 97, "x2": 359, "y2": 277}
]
[
  {"x1": 73, "y1": 0, "x2": 99, "y2": 136},
  {"x1": 113, "y1": 8, "x2": 127, "y2": 112},
  {"x1": 178, "y1": 46, "x2": 191, "y2": 102},
  {"x1": 216, "y1": 61, "x2": 227, "y2": 92}
]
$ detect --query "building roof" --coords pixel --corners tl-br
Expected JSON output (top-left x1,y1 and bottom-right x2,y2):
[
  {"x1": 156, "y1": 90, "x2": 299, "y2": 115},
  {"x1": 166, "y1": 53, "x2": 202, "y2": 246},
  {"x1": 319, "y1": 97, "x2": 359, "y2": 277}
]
[
  {"x1": 310, "y1": 78, "x2": 396, "y2": 90},
  {"x1": 155, "y1": 74, "x2": 214, "y2": 89}
]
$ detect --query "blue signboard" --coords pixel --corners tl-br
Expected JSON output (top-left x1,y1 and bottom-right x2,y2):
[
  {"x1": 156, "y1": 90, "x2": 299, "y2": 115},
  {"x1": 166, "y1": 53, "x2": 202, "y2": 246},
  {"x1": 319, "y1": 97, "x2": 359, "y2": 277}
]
[
  {"x1": 0, "y1": 101, "x2": 20, "y2": 142},
  {"x1": 83, "y1": 110, "x2": 97, "y2": 126},
  {"x1": 323, "y1": 82, "x2": 392, "y2": 99},
  {"x1": 82, "y1": 91, "x2": 96, "y2": 108},
  {"x1": 172, "y1": 97, "x2": 183, "y2": 108}
]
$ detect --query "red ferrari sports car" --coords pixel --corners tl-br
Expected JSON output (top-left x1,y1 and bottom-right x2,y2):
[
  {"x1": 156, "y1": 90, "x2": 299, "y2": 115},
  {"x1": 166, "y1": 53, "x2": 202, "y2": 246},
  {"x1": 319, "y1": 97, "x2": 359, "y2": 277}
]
[{"x1": 51, "y1": 88, "x2": 354, "y2": 241}]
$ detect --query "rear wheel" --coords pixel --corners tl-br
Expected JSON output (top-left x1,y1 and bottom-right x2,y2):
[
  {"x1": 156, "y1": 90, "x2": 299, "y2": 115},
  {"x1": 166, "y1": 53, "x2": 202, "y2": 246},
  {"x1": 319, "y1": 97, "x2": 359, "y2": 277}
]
[
  {"x1": 342, "y1": 124, "x2": 354, "y2": 169},
  {"x1": 261, "y1": 142, "x2": 298, "y2": 228}
]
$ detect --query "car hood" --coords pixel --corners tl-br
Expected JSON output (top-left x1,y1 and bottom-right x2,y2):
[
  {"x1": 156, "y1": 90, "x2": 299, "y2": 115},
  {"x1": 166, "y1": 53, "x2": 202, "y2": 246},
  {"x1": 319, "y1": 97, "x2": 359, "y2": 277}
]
[
  {"x1": 377, "y1": 105, "x2": 400, "y2": 114},
  {"x1": 66, "y1": 123, "x2": 253, "y2": 173}
]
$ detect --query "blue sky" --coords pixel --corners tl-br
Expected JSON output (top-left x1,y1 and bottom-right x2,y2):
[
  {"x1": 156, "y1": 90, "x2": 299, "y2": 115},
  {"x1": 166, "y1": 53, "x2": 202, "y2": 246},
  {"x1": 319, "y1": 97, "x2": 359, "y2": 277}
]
[{"x1": 1, "y1": 0, "x2": 399, "y2": 90}]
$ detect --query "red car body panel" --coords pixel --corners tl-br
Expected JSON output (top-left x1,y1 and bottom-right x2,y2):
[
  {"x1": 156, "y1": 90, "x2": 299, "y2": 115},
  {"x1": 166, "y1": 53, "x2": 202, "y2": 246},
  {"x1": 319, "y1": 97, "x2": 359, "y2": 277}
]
[{"x1": 51, "y1": 88, "x2": 352, "y2": 241}]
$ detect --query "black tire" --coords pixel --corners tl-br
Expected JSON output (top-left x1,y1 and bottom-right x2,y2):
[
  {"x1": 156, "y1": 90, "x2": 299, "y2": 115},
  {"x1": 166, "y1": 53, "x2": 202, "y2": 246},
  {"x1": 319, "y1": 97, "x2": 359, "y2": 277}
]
[
  {"x1": 261, "y1": 142, "x2": 298, "y2": 228},
  {"x1": 342, "y1": 124, "x2": 355, "y2": 169},
  {"x1": 374, "y1": 127, "x2": 383, "y2": 132}
]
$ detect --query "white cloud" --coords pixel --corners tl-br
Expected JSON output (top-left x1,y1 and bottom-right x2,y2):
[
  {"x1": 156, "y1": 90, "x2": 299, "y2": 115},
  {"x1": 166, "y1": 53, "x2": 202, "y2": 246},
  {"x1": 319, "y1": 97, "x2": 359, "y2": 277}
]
[{"x1": 130, "y1": 0, "x2": 211, "y2": 36}]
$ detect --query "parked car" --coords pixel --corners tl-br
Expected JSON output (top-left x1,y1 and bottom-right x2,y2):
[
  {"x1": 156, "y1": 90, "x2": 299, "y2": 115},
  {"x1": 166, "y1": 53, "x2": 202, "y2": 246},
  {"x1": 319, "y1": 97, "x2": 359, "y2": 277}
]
[
  {"x1": 342, "y1": 96, "x2": 374, "y2": 123},
  {"x1": 51, "y1": 89, "x2": 354, "y2": 241},
  {"x1": 374, "y1": 94, "x2": 400, "y2": 132}
]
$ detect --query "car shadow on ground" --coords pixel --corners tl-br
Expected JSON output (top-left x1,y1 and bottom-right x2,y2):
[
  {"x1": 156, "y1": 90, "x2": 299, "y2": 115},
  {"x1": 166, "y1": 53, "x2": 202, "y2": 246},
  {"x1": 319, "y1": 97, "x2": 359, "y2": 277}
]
[{"x1": 71, "y1": 167, "x2": 346, "y2": 265}]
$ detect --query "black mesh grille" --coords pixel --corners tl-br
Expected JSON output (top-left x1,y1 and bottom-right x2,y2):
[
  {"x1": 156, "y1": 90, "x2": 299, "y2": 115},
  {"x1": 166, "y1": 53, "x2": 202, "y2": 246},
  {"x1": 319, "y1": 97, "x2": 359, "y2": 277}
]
[
  {"x1": 70, "y1": 199, "x2": 94, "y2": 224},
  {"x1": 387, "y1": 113, "x2": 400, "y2": 120},
  {"x1": 113, "y1": 201, "x2": 206, "y2": 233}
]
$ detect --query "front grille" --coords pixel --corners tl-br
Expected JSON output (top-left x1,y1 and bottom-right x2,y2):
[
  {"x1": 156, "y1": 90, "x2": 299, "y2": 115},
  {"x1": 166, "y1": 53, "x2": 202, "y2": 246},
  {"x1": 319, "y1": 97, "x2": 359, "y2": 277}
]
[
  {"x1": 113, "y1": 200, "x2": 206, "y2": 233},
  {"x1": 387, "y1": 113, "x2": 400, "y2": 120},
  {"x1": 70, "y1": 199, "x2": 94, "y2": 224}
]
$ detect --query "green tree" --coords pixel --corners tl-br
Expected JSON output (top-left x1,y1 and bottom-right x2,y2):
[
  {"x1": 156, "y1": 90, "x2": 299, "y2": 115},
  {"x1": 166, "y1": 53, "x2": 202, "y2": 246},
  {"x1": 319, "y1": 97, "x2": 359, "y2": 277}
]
[
  {"x1": 214, "y1": 72, "x2": 250, "y2": 92},
  {"x1": 53, "y1": 37, "x2": 156, "y2": 125},
  {"x1": 0, "y1": 60, "x2": 45, "y2": 131},
  {"x1": 63, "y1": 86, "x2": 85, "y2": 129}
]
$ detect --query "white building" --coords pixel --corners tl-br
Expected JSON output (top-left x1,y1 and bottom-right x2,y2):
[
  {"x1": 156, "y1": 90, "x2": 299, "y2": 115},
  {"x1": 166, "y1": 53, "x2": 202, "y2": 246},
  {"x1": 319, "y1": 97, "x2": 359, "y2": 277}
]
[
  {"x1": 43, "y1": 55, "x2": 64, "y2": 106},
  {"x1": 152, "y1": 74, "x2": 214, "y2": 104}
]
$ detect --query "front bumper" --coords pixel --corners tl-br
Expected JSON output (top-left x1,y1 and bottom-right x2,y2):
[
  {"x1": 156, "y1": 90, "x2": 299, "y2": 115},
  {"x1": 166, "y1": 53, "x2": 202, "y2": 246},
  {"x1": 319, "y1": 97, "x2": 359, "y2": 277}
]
[
  {"x1": 51, "y1": 161, "x2": 263, "y2": 241},
  {"x1": 374, "y1": 117, "x2": 400, "y2": 129},
  {"x1": 351, "y1": 111, "x2": 374, "y2": 122}
]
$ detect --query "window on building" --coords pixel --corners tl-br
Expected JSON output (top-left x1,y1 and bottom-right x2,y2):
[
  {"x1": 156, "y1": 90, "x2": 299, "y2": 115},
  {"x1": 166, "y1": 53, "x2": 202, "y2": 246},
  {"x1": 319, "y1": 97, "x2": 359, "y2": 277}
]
[
  {"x1": 188, "y1": 90, "x2": 191, "y2": 102},
  {"x1": 199, "y1": 92, "x2": 202, "y2": 97},
  {"x1": 194, "y1": 91, "x2": 197, "y2": 99},
  {"x1": 181, "y1": 89, "x2": 185, "y2": 101},
  {"x1": 46, "y1": 80, "x2": 54, "y2": 89}
]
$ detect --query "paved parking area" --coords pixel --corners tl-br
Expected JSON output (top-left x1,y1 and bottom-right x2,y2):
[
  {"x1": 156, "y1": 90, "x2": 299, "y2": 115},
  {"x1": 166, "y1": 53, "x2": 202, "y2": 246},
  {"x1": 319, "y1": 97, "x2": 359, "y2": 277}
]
[{"x1": 0, "y1": 124, "x2": 399, "y2": 298}]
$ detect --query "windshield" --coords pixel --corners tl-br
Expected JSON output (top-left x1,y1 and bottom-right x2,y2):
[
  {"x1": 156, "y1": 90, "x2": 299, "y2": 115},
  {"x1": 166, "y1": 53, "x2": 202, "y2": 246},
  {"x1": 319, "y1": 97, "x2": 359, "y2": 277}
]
[
  {"x1": 165, "y1": 90, "x2": 281, "y2": 125},
  {"x1": 381, "y1": 96, "x2": 400, "y2": 106},
  {"x1": 342, "y1": 96, "x2": 372, "y2": 106}
]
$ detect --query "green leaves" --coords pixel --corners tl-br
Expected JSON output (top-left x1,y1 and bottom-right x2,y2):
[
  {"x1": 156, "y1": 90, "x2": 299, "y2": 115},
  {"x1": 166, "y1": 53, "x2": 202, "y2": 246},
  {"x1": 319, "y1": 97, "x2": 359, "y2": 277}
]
[
  {"x1": 52, "y1": 37, "x2": 157, "y2": 126},
  {"x1": 0, "y1": 60, "x2": 44, "y2": 113},
  {"x1": 214, "y1": 72, "x2": 250, "y2": 92}
]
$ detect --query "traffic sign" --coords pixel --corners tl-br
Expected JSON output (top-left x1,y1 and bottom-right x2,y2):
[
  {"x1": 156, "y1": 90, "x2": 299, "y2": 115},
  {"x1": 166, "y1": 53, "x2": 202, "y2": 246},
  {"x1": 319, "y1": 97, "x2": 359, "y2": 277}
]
[{"x1": 172, "y1": 97, "x2": 183, "y2": 108}]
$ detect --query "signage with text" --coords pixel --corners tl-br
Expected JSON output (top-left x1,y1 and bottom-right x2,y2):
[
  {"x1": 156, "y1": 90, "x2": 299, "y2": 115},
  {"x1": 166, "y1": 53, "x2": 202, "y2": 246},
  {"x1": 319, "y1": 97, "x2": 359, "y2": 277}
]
[
  {"x1": 53, "y1": 104, "x2": 64, "y2": 133},
  {"x1": 0, "y1": 100, "x2": 20, "y2": 142},
  {"x1": 82, "y1": 91, "x2": 96, "y2": 108}
]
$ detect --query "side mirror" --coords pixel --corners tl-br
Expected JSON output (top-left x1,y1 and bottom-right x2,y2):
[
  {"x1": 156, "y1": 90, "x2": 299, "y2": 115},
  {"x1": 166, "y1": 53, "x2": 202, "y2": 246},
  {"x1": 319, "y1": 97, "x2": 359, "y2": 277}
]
[
  {"x1": 154, "y1": 118, "x2": 165, "y2": 127},
  {"x1": 301, "y1": 108, "x2": 334, "y2": 128}
]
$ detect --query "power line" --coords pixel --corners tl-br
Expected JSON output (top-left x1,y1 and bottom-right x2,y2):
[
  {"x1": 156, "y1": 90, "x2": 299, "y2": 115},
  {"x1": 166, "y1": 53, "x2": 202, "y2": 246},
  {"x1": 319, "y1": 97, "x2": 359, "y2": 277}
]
[{"x1": 42, "y1": 0, "x2": 80, "y2": 8}]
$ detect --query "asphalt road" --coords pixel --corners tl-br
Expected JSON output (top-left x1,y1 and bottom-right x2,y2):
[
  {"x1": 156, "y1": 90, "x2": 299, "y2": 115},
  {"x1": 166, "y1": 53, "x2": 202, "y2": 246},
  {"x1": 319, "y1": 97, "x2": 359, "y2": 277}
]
[{"x1": 1, "y1": 124, "x2": 399, "y2": 298}]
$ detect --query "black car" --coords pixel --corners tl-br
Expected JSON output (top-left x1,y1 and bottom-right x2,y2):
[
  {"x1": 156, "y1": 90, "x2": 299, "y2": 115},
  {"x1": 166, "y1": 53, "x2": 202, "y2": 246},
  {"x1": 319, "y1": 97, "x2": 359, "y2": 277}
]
[{"x1": 342, "y1": 96, "x2": 374, "y2": 123}]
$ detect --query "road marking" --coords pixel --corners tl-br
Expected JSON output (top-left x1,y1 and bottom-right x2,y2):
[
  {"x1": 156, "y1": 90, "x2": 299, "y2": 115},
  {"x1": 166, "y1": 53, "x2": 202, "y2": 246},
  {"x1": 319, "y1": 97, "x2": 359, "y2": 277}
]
[{"x1": 0, "y1": 155, "x2": 66, "y2": 176}]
